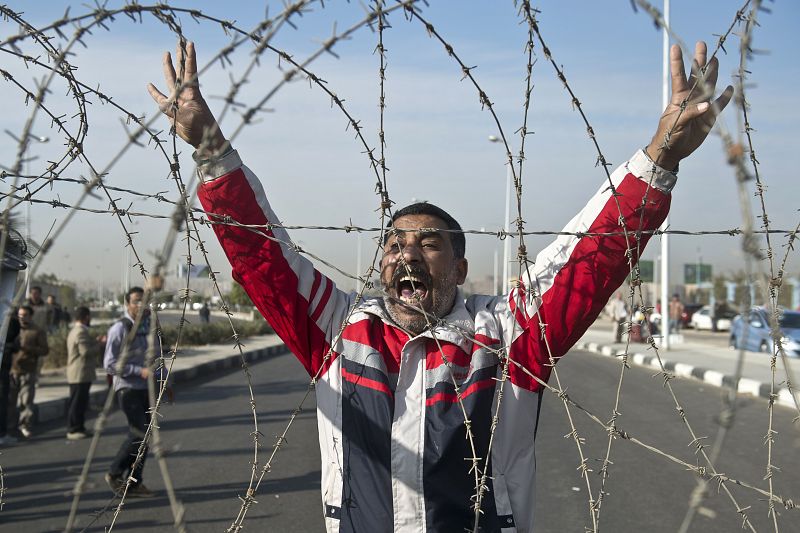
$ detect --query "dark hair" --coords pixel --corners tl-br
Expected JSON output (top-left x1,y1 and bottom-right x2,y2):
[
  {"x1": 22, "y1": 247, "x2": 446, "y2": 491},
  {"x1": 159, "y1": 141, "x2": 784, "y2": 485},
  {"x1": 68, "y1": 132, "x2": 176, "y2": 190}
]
[
  {"x1": 387, "y1": 203, "x2": 465, "y2": 259},
  {"x1": 19, "y1": 305, "x2": 34, "y2": 316},
  {"x1": 30, "y1": 286, "x2": 41, "y2": 293},
  {"x1": 75, "y1": 306, "x2": 91, "y2": 321},
  {"x1": 125, "y1": 286, "x2": 145, "y2": 303}
]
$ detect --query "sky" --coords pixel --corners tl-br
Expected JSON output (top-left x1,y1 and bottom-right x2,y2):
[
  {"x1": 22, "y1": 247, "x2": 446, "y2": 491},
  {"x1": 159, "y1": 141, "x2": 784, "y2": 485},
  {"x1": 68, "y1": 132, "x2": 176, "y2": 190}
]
[{"x1": 1, "y1": 0, "x2": 798, "y2": 296}]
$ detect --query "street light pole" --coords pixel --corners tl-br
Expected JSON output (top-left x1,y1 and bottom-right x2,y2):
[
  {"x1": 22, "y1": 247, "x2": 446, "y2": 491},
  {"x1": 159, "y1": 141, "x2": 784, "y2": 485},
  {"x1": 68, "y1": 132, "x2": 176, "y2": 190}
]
[
  {"x1": 659, "y1": 0, "x2": 671, "y2": 349},
  {"x1": 503, "y1": 163, "x2": 511, "y2": 289},
  {"x1": 15, "y1": 132, "x2": 50, "y2": 297},
  {"x1": 488, "y1": 135, "x2": 512, "y2": 293}
]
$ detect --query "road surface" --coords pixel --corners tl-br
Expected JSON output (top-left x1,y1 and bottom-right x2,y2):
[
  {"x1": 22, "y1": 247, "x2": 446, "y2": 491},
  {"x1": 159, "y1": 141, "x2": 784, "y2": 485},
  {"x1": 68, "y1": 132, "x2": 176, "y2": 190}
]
[{"x1": 1, "y1": 348, "x2": 798, "y2": 532}]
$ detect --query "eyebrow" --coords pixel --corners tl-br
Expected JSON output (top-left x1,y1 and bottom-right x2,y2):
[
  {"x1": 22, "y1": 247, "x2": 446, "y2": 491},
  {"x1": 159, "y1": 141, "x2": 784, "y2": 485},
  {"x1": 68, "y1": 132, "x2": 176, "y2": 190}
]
[{"x1": 389, "y1": 228, "x2": 445, "y2": 240}]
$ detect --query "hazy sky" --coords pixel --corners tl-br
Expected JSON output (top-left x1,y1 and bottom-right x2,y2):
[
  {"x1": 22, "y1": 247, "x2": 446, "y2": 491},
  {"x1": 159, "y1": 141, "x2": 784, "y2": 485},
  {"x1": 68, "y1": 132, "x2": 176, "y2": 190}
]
[{"x1": 1, "y1": 0, "x2": 798, "y2": 295}]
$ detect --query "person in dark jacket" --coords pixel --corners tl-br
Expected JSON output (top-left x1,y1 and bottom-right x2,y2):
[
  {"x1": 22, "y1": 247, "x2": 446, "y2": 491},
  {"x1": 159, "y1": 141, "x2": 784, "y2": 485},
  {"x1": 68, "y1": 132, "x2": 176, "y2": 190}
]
[
  {"x1": 8, "y1": 305, "x2": 49, "y2": 438},
  {"x1": 0, "y1": 313, "x2": 20, "y2": 446}
]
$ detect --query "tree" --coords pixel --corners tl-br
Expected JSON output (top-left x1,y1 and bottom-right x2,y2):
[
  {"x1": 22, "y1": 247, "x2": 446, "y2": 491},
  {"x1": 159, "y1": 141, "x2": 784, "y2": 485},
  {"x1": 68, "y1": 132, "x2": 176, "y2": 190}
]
[{"x1": 227, "y1": 281, "x2": 253, "y2": 307}]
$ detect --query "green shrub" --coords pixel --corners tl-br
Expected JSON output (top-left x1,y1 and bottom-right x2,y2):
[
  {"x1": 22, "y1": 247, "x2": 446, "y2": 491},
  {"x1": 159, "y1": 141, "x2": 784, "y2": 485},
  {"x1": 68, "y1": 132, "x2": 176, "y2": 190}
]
[{"x1": 43, "y1": 317, "x2": 273, "y2": 369}]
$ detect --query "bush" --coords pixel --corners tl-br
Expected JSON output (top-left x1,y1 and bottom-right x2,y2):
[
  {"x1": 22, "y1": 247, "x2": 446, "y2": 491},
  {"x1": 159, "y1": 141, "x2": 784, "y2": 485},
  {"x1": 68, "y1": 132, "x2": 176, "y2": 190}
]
[{"x1": 43, "y1": 316, "x2": 274, "y2": 370}]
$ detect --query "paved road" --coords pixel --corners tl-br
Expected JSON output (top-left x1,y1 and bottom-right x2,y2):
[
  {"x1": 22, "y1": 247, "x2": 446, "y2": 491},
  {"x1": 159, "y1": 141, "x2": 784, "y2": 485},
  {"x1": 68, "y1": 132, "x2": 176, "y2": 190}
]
[{"x1": 1, "y1": 348, "x2": 798, "y2": 532}]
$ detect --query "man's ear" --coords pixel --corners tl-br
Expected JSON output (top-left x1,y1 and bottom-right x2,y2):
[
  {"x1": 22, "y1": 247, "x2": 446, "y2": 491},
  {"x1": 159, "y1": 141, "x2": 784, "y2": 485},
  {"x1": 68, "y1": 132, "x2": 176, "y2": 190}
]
[{"x1": 455, "y1": 258, "x2": 468, "y2": 285}]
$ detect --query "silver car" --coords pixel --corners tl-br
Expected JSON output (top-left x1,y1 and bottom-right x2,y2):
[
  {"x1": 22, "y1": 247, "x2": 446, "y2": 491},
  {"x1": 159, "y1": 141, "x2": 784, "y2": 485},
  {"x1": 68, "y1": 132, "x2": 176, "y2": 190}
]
[{"x1": 729, "y1": 307, "x2": 800, "y2": 356}]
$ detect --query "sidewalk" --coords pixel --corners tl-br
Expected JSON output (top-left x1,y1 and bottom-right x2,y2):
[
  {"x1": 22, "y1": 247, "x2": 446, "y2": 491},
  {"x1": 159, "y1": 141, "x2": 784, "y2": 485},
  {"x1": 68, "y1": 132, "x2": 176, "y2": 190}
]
[
  {"x1": 577, "y1": 323, "x2": 800, "y2": 409},
  {"x1": 32, "y1": 334, "x2": 289, "y2": 427}
]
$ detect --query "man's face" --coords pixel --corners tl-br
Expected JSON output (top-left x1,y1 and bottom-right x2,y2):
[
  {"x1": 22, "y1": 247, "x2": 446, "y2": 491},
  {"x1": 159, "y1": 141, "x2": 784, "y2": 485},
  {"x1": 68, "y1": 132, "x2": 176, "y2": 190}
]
[
  {"x1": 46, "y1": 295, "x2": 55, "y2": 305},
  {"x1": 126, "y1": 291, "x2": 144, "y2": 320},
  {"x1": 17, "y1": 309, "x2": 31, "y2": 328},
  {"x1": 380, "y1": 214, "x2": 467, "y2": 334},
  {"x1": 30, "y1": 288, "x2": 41, "y2": 303}
]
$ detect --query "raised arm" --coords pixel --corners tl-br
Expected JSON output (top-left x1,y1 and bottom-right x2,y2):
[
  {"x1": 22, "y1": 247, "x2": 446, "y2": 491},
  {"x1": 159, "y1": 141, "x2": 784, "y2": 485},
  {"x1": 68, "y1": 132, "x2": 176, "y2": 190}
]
[
  {"x1": 148, "y1": 42, "x2": 352, "y2": 376},
  {"x1": 506, "y1": 42, "x2": 732, "y2": 389}
]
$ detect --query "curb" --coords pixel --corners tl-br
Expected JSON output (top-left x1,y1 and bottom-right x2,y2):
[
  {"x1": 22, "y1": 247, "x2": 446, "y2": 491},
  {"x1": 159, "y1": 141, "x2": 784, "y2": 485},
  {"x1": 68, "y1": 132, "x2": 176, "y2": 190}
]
[
  {"x1": 34, "y1": 342, "x2": 291, "y2": 426},
  {"x1": 575, "y1": 341, "x2": 797, "y2": 409}
]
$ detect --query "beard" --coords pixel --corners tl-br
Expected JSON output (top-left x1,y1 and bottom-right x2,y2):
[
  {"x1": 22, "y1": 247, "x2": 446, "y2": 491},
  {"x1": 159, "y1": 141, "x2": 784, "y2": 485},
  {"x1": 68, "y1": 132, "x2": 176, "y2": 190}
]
[{"x1": 382, "y1": 266, "x2": 458, "y2": 335}]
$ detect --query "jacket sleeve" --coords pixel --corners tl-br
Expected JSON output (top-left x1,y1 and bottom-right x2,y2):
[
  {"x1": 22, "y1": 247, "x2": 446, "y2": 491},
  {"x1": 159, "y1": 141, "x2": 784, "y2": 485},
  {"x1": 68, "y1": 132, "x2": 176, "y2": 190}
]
[
  {"x1": 76, "y1": 328, "x2": 95, "y2": 362},
  {"x1": 196, "y1": 150, "x2": 352, "y2": 377},
  {"x1": 505, "y1": 150, "x2": 674, "y2": 390}
]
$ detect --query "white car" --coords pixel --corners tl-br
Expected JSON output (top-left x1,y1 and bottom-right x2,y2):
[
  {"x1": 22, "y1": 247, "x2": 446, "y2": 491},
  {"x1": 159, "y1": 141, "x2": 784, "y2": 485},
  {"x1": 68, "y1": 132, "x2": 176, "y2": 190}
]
[{"x1": 690, "y1": 305, "x2": 733, "y2": 331}]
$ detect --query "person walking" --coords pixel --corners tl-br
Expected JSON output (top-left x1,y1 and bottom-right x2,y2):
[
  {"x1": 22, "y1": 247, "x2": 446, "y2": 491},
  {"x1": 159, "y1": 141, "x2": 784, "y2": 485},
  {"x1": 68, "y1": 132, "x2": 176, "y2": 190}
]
[
  {"x1": 608, "y1": 292, "x2": 629, "y2": 343},
  {"x1": 66, "y1": 306, "x2": 104, "y2": 440},
  {"x1": 103, "y1": 286, "x2": 160, "y2": 498},
  {"x1": 26, "y1": 286, "x2": 51, "y2": 333},
  {"x1": 668, "y1": 293, "x2": 685, "y2": 333},
  {"x1": 8, "y1": 306, "x2": 49, "y2": 438},
  {"x1": 198, "y1": 302, "x2": 210, "y2": 324}
]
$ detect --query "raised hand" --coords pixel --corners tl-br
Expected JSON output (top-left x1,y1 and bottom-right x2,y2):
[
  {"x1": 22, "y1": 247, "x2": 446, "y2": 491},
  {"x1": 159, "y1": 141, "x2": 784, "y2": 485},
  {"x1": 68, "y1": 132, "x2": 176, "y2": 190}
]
[
  {"x1": 645, "y1": 41, "x2": 734, "y2": 171},
  {"x1": 147, "y1": 41, "x2": 228, "y2": 157}
]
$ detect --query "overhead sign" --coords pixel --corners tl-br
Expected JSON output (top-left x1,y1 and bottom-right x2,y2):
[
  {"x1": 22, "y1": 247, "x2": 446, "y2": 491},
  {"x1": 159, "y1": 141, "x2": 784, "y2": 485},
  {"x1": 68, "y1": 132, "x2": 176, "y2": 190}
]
[
  {"x1": 684, "y1": 263, "x2": 712, "y2": 285},
  {"x1": 625, "y1": 260, "x2": 654, "y2": 284}
]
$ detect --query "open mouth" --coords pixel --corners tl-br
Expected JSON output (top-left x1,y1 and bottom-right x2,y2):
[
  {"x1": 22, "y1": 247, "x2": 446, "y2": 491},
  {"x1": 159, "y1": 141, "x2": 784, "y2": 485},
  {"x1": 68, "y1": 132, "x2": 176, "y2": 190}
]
[{"x1": 394, "y1": 272, "x2": 429, "y2": 306}]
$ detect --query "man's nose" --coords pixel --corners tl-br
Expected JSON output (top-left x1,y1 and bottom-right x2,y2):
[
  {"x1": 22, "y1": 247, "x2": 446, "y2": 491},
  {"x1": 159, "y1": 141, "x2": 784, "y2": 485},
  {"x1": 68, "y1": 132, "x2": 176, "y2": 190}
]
[{"x1": 400, "y1": 243, "x2": 422, "y2": 264}]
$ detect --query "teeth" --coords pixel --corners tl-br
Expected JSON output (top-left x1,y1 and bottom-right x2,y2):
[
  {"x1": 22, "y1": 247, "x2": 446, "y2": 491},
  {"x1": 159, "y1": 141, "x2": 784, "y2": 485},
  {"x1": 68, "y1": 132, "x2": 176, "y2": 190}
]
[{"x1": 399, "y1": 275, "x2": 424, "y2": 284}]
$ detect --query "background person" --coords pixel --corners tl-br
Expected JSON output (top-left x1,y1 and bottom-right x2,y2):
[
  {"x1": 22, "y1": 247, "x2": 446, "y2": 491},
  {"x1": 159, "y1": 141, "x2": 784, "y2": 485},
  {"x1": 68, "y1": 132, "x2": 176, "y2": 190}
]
[
  {"x1": 26, "y1": 286, "x2": 51, "y2": 332},
  {"x1": 66, "y1": 306, "x2": 104, "y2": 440},
  {"x1": 0, "y1": 312, "x2": 20, "y2": 446},
  {"x1": 668, "y1": 293, "x2": 685, "y2": 333},
  {"x1": 8, "y1": 306, "x2": 49, "y2": 438},
  {"x1": 608, "y1": 292, "x2": 629, "y2": 343},
  {"x1": 103, "y1": 286, "x2": 160, "y2": 498}
]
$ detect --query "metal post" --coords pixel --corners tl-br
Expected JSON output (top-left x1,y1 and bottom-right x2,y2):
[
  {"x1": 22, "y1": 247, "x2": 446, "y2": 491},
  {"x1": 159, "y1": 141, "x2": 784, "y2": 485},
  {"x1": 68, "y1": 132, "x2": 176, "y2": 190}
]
[
  {"x1": 355, "y1": 232, "x2": 362, "y2": 292},
  {"x1": 659, "y1": 0, "x2": 671, "y2": 349},
  {"x1": 493, "y1": 249, "x2": 499, "y2": 296},
  {"x1": 503, "y1": 163, "x2": 512, "y2": 290}
]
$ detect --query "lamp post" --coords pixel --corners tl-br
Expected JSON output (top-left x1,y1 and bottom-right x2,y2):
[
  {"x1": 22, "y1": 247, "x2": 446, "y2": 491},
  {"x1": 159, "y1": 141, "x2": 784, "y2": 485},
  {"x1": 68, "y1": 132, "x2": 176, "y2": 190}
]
[
  {"x1": 3, "y1": 130, "x2": 51, "y2": 297},
  {"x1": 659, "y1": 0, "x2": 671, "y2": 349},
  {"x1": 488, "y1": 135, "x2": 512, "y2": 292}
]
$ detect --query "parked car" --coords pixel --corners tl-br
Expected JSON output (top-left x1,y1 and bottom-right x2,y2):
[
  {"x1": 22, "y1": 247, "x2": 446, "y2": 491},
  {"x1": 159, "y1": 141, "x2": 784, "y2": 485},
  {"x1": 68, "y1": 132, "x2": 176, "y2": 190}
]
[
  {"x1": 689, "y1": 305, "x2": 737, "y2": 331},
  {"x1": 680, "y1": 303, "x2": 704, "y2": 329},
  {"x1": 729, "y1": 308, "x2": 800, "y2": 356}
]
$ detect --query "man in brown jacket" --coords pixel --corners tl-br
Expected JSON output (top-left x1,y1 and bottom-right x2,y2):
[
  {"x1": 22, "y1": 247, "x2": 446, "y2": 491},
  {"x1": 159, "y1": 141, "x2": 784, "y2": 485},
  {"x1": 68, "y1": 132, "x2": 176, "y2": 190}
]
[
  {"x1": 9, "y1": 305, "x2": 49, "y2": 438},
  {"x1": 66, "y1": 306, "x2": 103, "y2": 440}
]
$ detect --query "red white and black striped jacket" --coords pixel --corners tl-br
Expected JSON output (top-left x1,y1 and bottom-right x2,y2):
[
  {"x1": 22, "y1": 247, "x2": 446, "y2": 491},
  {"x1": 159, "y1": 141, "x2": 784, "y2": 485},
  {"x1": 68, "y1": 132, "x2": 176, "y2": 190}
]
[{"x1": 196, "y1": 149, "x2": 674, "y2": 533}]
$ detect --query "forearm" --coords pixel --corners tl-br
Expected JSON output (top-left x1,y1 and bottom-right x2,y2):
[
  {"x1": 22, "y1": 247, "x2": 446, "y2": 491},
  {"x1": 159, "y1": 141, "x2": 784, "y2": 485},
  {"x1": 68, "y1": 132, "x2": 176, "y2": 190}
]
[
  {"x1": 522, "y1": 150, "x2": 673, "y2": 356},
  {"x1": 196, "y1": 150, "x2": 351, "y2": 376}
]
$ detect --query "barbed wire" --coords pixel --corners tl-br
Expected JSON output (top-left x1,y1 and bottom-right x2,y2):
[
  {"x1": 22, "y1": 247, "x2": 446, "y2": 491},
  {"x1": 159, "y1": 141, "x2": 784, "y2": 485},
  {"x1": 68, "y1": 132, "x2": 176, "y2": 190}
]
[{"x1": 0, "y1": 1, "x2": 797, "y2": 532}]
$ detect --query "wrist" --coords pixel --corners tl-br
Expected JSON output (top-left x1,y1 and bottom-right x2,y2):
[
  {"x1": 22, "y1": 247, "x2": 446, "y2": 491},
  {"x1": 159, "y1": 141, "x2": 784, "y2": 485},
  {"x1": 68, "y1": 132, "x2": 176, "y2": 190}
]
[
  {"x1": 193, "y1": 128, "x2": 229, "y2": 159},
  {"x1": 645, "y1": 142, "x2": 679, "y2": 172}
]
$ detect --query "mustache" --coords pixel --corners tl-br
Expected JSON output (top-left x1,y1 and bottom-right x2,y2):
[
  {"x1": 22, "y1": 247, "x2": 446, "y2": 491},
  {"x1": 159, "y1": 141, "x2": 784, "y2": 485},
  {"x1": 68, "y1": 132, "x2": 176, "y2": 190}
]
[{"x1": 390, "y1": 265, "x2": 432, "y2": 289}]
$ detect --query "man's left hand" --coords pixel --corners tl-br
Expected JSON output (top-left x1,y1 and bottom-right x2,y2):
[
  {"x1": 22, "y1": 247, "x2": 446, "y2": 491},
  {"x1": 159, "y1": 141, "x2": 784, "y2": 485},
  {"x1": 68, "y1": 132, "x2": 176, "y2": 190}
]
[{"x1": 646, "y1": 41, "x2": 734, "y2": 171}]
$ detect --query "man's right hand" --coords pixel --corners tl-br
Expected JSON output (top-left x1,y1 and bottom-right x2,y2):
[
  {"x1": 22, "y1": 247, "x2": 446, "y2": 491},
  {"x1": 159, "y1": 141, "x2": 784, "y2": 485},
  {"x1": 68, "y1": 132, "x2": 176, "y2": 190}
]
[
  {"x1": 147, "y1": 41, "x2": 228, "y2": 158},
  {"x1": 140, "y1": 367, "x2": 151, "y2": 379}
]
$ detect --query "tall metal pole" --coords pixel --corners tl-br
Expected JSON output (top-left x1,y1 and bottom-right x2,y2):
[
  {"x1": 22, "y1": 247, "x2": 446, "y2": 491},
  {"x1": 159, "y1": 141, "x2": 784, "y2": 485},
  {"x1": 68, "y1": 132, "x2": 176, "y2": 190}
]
[
  {"x1": 488, "y1": 135, "x2": 512, "y2": 294},
  {"x1": 493, "y1": 249, "x2": 499, "y2": 296},
  {"x1": 659, "y1": 0, "x2": 671, "y2": 349},
  {"x1": 355, "y1": 233, "x2": 362, "y2": 292},
  {"x1": 502, "y1": 163, "x2": 512, "y2": 290}
]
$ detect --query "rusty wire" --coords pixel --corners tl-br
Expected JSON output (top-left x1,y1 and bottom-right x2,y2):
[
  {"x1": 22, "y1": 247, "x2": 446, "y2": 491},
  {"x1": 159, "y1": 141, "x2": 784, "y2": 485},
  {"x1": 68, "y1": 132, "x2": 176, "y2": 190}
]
[{"x1": 0, "y1": 1, "x2": 798, "y2": 532}]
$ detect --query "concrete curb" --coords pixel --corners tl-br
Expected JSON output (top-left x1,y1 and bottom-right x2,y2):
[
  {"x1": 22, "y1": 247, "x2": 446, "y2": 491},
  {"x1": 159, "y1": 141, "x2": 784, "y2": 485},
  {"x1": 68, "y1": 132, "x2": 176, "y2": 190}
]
[
  {"x1": 575, "y1": 341, "x2": 797, "y2": 409},
  {"x1": 35, "y1": 342, "x2": 291, "y2": 426}
]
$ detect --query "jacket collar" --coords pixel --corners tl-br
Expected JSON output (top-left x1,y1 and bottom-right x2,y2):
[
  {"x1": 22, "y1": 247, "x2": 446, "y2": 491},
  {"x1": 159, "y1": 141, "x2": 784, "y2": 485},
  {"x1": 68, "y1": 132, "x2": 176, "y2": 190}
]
[{"x1": 358, "y1": 288, "x2": 475, "y2": 350}]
